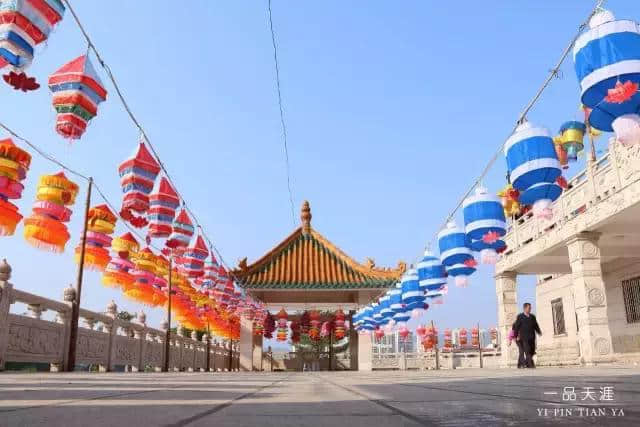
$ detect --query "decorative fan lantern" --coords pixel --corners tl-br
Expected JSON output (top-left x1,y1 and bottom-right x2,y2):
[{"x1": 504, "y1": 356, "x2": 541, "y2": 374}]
[
  {"x1": 166, "y1": 208, "x2": 194, "y2": 249},
  {"x1": 505, "y1": 122, "x2": 562, "y2": 219},
  {"x1": 102, "y1": 232, "x2": 139, "y2": 289},
  {"x1": 180, "y1": 234, "x2": 208, "y2": 278},
  {"x1": 276, "y1": 308, "x2": 288, "y2": 342},
  {"x1": 0, "y1": 0, "x2": 65, "y2": 90},
  {"x1": 118, "y1": 142, "x2": 161, "y2": 227},
  {"x1": 417, "y1": 249, "x2": 447, "y2": 293},
  {"x1": 573, "y1": 10, "x2": 640, "y2": 146},
  {"x1": 23, "y1": 171, "x2": 78, "y2": 252},
  {"x1": 0, "y1": 138, "x2": 30, "y2": 235},
  {"x1": 74, "y1": 204, "x2": 116, "y2": 271},
  {"x1": 148, "y1": 177, "x2": 179, "y2": 238},
  {"x1": 438, "y1": 221, "x2": 475, "y2": 287},
  {"x1": 48, "y1": 55, "x2": 107, "y2": 139},
  {"x1": 463, "y1": 187, "x2": 507, "y2": 265},
  {"x1": 334, "y1": 309, "x2": 346, "y2": 340},
  {"x1": 459, "y1": 328, "x2": 468, "y2": 346}
]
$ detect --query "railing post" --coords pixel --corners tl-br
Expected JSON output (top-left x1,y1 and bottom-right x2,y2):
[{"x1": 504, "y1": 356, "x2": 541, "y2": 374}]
[
  {"x1": 103, "y1": 301, "x2": 118, "y2": 372},
  {"x1": 190, "y1": 330, "x2": 198, "y2": 372},
  {"x1": 55, "y1": 286, "x2": 75, "y2": 372},
  {"x1": 0, "y1": 260, "x2": 13, "y2": 371},
  {"x1": 134, "y1": 311, "x2": 147, "y2": 372}
]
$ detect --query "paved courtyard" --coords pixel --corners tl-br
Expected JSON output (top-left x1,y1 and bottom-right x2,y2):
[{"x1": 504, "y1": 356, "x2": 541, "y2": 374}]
[{"x1": 0, "y1": 367, "x2": 638, "y2": 426}]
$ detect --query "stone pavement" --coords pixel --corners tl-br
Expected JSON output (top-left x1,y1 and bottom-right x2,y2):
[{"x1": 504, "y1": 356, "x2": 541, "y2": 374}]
[{"x1": 0, "y1": 367, "x2": 638, "y2": 426}]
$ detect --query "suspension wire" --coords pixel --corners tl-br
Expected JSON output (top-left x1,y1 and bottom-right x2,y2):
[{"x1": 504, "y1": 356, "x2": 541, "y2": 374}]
[
  {"x1": 59, "y1": 0, "x2": 251, "y2": 282},
  {"x1": 268, "y1": 0, "x2": 297, "y2": 227},
  {"x1": 363, "y1": 0, "x2": 607, "y2": 308}
]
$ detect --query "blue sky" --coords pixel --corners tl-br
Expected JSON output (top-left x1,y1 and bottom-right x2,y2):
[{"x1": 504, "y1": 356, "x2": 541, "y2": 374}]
[{"x1": 2, "y1": 1, "x2": 637, "y2": 336}]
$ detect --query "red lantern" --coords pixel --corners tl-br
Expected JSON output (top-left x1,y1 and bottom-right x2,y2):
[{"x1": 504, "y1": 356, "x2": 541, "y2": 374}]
[
  {"x1": 459, "y1": 328, "x2": 468, "y2": 346},
  {"x1": 471, "y1": 327, "x2": 480, "y2": 347},
  {"x1": 179, "y1": 234, "x2": 208, "y2": 278},
  {"x1": 444, "y1": 329, "x2": 452, "y2": 349},
  {"x1": 398, "y1": 325, "x2": 410, "y2": 341},
  {"x1": 309, "y1": 310, "x2": 320, "y2": 340},
  {"x1": 0, "y1": 138, "x2": 31, "y2": 236},
  {"x1": 374, "y1": 328, "x2": 385, "y2": 341},
  {"x1": 276, "y1": 308, "x2": 288, "y2": 341},
  {"x1": 333, "y1": 309, "x2": 346, "y2": 340}
]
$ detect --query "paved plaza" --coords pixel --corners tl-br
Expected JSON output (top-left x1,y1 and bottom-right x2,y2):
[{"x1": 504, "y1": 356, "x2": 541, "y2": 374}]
[{"x1": 0, "y1": 367, "x2": 638, "y2": 426}]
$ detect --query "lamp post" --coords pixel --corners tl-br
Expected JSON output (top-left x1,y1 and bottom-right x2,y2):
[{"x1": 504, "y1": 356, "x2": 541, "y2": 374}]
[{"x1": 66, "y1": 177, "x2": 93, "y2": 372}]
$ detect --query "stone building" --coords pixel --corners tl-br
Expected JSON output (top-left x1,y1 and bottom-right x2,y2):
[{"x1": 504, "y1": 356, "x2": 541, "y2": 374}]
[{"x1": 495, "y1": 140, "x2": 640, "y2": 367}]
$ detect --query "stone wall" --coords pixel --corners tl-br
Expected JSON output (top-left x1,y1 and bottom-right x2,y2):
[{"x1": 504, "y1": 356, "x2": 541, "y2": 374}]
[{"x1": 0, "y1": 260, "x2": 239, "y2": 372}]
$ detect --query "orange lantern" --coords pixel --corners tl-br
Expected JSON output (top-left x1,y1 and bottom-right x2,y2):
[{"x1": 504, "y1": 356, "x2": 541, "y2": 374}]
[
  {"x1": 0, "y1": 138, "x2": 31, "y2": 236},
  {"x1": 23, "y1": 171, "x2": 78, "y2": 252},
  {"x1": 471, "y1": 327, "x2": 480, "y2": 347},
  {"x1": 459, "y1": 328, "x2": 468, "y2": 346},
  {"x1": 334, "y1": 308, "x2": 346, "y2": 340},
  {"x1": 102, "y1": 232, "x2": 139, "y2": 289},
  {"x1": 74, "y1": 204, "x2": 117, "y2": 271}
]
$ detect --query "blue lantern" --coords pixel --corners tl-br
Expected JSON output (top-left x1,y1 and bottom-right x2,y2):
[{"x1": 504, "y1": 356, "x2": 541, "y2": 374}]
[
  {"x1": 505, "y1": 122, "x2": 562, "y2": 218},
  {"x1": 372, "y1": 302, "x2": 383, "y2": 325},
  {"x1": 379, "y1": 292, "x2": 394, "y2": 321},
  {"x1": 417, "y1": 249, "x2": 447, "y2": 291},
  {"x1": 574, "y1": 10, "x2": 640, "y2": 144},
  {"x1": 401, "y1": 268, "x2": 424, "y2": 311},
  {"x1": 438, "y1": 221, "x2": 473, "y2": 267},
  {"x1": 463, "y1": 187, "x2": 507, "y2": 264},
  {"x1": 389, "y1": 282, "x2": 404, "y2": 313},
  {"x1": 558, "y1": 121, "x2": 586, "y2": 162}
]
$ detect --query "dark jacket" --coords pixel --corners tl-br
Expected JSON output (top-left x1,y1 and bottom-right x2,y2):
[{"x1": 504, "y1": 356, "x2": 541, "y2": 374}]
[{"x1": 512, "y1": 313, "x2": 542, "y2": 341}]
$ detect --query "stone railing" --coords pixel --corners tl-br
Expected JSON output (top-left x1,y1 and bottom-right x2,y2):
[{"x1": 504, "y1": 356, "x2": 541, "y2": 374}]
[
  {"x1": 497, "y1": 140, "x2": 640, "y2": 273},
  {"x1": 372, "y1": 348, "x2": 502, "y2": 370},
  {"x1": 0, "y1": 260, "x2": 239, "y2": 372}
]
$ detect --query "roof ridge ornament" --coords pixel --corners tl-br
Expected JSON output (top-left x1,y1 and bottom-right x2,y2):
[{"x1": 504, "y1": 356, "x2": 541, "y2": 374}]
[{"x1": 301, "y1": 200, "x2": 312, "y2": 235}]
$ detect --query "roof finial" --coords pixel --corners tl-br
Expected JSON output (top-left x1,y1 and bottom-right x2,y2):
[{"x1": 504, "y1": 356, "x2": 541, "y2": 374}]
[{"x1": 301, "y1": 200, "x2": 312, "y2": 234}]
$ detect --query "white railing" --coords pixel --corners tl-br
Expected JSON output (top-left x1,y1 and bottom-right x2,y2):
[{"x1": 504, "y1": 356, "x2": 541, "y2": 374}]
[
  {"x1": 497, "y1": 140, "x2": 640, "y2": 272},
  {"x1": 372, "y1": 348, "x2": 502, "y2": 370},
  {"x1": 0, "y1": 260, "x2": 239, "y2": 372}
]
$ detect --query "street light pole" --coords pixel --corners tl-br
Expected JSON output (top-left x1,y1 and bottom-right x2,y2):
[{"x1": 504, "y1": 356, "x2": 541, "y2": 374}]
[
  {"x1": 66, "y1": 177, "x2": 92, "y2": 372},
  {"x1": 163, "y1": 259, "x2": 173, "y2": 372}
]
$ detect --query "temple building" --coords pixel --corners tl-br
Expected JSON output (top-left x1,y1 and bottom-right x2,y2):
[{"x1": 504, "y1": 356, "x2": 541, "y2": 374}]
[{"x1": 234, "y1": 200, "x2": 405, "y2": 371}]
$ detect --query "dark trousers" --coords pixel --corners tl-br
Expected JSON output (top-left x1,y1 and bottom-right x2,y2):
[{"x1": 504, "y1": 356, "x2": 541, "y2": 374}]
[
  {"x1": 516, "y1": 340, "x2": 525, "y2": 368},
  {"x1": 522, "y1": 337, "x2": 536, "y2": 368}
]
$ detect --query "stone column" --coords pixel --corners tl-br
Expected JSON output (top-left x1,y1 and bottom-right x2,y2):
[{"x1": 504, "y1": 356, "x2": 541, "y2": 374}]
[
  {"x1": 567, "y1": 232, "x2": 614, "y2": 364},
  {"x1": 0, "y1": 260, "x2": 13, "y2": 371},
  {"x1": 357, "y1": 331, "x2": 372, "y2": 371},
  {"x1": 239, "y1": 315, "x2": 253, "y2": 371},
  {"x1": 252, "y1": 332, "x2": 263, "y2": 371},
  {"x1": 133, "y1": 311, "x2": 147, "y2": 372},
  {"x1": 103, "y1": 301, "x2": 118, "y2": 372},
  {"x1": 495, "y1": 271, "x2": 519, "y2": 368}
]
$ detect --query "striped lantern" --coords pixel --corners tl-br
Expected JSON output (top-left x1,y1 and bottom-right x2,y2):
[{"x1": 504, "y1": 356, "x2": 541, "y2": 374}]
[
  {"x1": 392, "y1": 283, "x2": 411, "y2": 325},
  {"x1": 148, "y1": 177, "x2": 179, "y2": 238},
  {"x1": 48, "y1": 55, "x2": 107, "y2": 139},
  {"x1": 102, "y1": 232, "x2": 139, "y2": 289},
  {"x1": 334, "y1": 309, "x2": 346, "y2": 340},
  {"x1": 401, "y1": 268, "x2": 424, "y2": 312},
  {"x1": 438, "y1": 221, "x2": 475, "y2": 287},
  {"x1": 0, "y1": 0, "x2": 65, "y2": 82},
  {"x1": 118, "y1": 142, "x2": 161, "y2": 228},
  {"x1": 459, "y1": 328, "x2": 468, "y2": 346},
  {"x1": 166, "y1": 208, "x2": 194, "y2": 249},
  {"x1": 463, "y1": 187, "x2": 507, "y2": 265},
  {"x1": 179, "y1": 234, "x2": 208, "y2": 278},
  {"x1": 505, "y1": 122, "x2": 562, "y2": 219},
  {"x1": 388, "y1": 281, "x2": 404, "y2": 315},
  {"x1": 417, "y1": 249, "x2": 447, "y2": 292},
  {"x1": 74, "y1": 204, "x2": 116, "y2": 271},
  {"x1": 0, "y1": 138, "x2": 30, "y2": 236},
  {"x1": 371, "y1": 302, "x2": 382, "y2": 325},
  {"x1": 378, "y1": 291, "x2": 394, "y2": 322},
  {"x1": 573, "y1": 11, "x2": 640, "y2": 145},
  {"x1": 23, "y1": 171, "x2": 78, "y2": 252}
]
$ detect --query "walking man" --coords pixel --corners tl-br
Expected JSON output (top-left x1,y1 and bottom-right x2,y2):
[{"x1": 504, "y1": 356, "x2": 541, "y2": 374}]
[{"x1": 512, "y1": 302, "x2": 542, "y2": 368}]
